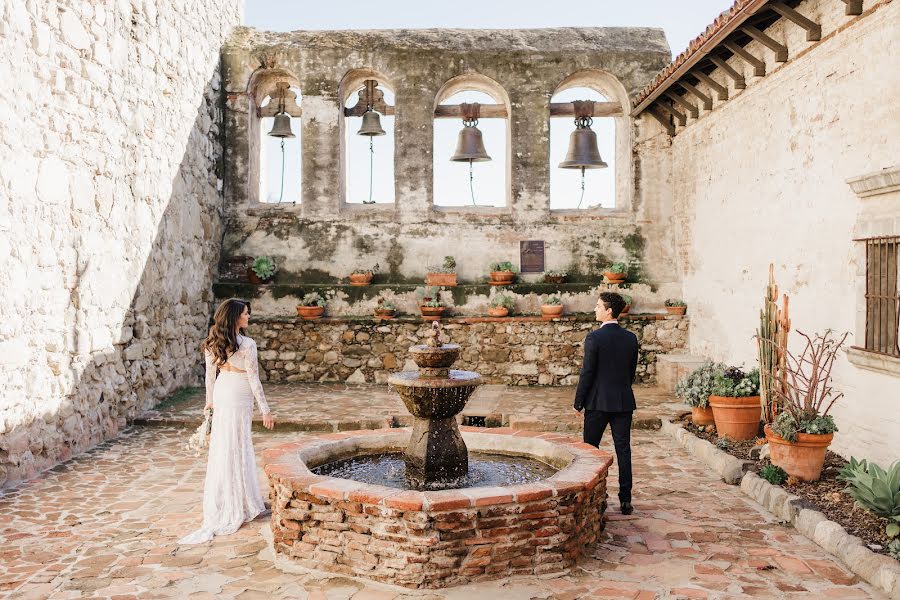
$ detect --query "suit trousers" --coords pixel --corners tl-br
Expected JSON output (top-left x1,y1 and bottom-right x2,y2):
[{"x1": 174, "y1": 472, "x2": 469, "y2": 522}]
[{"x1": 583, "y1": 410, "x2": 633, "y2": 503}]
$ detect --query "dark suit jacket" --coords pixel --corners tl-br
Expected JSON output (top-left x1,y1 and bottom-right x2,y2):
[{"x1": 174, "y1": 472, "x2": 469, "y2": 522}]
[{"x1": 573, "y1": 322, "x2": 639, "y2": 412}]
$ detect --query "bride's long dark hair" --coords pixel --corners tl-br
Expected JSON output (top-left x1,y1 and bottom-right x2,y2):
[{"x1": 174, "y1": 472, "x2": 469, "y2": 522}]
[{"x1": 201, "y1": 298, "x2": 251, "y2": 366}]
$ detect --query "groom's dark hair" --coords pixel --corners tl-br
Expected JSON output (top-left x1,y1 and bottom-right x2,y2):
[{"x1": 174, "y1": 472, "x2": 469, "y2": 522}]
[{"x1": 599, "y1": 292, "x2": 626, "y2": 318}]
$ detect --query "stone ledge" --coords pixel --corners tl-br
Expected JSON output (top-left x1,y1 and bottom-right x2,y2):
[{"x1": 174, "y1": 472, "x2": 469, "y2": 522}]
[
  {"x1": 847, "y1": 347, "x2": 900, "y2": 378},
  {"x1": 248, "y1": 313, "x2": 678, "y2": 325},
  {"x1": 846, "y1": 164, "x2": 900, "y2": 198},
  {"x1": 661, "y1": 421, "x2": 900, "y2": 599}
]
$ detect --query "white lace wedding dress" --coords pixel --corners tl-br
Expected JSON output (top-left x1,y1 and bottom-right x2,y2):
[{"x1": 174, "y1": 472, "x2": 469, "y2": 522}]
[{"x1": 179, "y1": 335, "x2": 271, "y2": 544}]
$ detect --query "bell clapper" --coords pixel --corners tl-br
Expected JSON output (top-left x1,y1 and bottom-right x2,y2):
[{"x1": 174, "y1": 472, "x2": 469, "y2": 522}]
[{"x1": 576, "y1": 166, "x2": 586, "y2": 209}]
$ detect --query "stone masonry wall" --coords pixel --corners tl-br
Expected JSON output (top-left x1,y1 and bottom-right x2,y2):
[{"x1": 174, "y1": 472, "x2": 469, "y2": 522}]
[
  {"x1": 634, "y1": 0, "x2": 900, "y2": 465},
  {"x1": 249, "y1": 315, "x2": 689, "y2": 386},
  {"x1": 0, "y1": 0, "x2": 242, "y2": 488}
]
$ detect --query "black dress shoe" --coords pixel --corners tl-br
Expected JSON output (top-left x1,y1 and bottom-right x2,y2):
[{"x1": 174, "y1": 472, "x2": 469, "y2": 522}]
[{"x1": 620, "y1": 501, "x2": 634, "y2": 515}]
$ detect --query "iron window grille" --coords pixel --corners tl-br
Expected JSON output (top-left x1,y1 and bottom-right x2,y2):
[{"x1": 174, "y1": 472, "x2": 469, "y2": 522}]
[{"x1": 856, "y1": 235, "x2": 900, "y2": 357}]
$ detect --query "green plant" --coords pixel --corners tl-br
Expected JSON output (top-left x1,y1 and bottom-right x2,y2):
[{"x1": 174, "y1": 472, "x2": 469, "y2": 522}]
[
  {"x1": 888, "y1": 539, "x2": 900, "y2": 560},
  {"x1": 415, "y1": 285, "x2": 440, "y2": 303},
  {"x1": 251, "y1": 256, "x2": 277, "y2": 280},
  {"x1": 675, "y1": 361, "x2": 725, "y2": 408},
  {"x1": 375, "y1": 298, "x2": 395, "y2": 311},
  {"x1": 422, "y1": 298, "x2": 444, "y2": 308},
  {"x1": 543, "y1": 295, "x2": 562, "y2": 306},
  {"x1": 756, "y1": 264, "x2": 790, "y2": 424},
  {"x1": 837, "y1": 458, "x2": 900, "y2": 538},
  {"x1": 428, "y1": 256, "x2": 457, "y2": 274},
  {"x1": 716, "y1": 437, "x2": 731, "y2": 451},
  {"x1": 490, "y1": 261, "x2": 515, "y2": 273},
  {"x1": 605, "y1": 262, "x2": 627, "y2": 274},
  {"x1": 711, "y1": 366, "x2": 760, "y2": 397},
  {"x1": 490, "y1": 294, "x2": 516, "y2": 310},
  {"x1": 352, "y1": 263, "x2": 380, "y2": 276},
  {"x1": 665, "y1": 298, "x2": 687, "y2": 307},
  {"x1": 760, "y1": 464, "x2": 788, "y2": 485},
  {"x1": 622, "y1": 294, "x2": 633, "y2": 305},
  {"x1": 545, "y1": 269, "x2": 567, "y2": 277},
  {"x1": 299, "y1": 292, "x2": 326, "y2": 307},
  {"x1": 771, "y1": 412, "x2": 837, "y2": 442}
]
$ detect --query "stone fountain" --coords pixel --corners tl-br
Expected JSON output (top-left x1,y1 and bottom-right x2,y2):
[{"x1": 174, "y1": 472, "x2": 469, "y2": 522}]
[{"x1": 387, "y1": 321, "x2": 482, "y2": 487}]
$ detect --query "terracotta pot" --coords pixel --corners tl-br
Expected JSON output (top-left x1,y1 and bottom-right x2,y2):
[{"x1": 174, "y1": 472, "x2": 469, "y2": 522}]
[
  {"x1": 708, "y1": 395, "x2": 761, "y2": 440},
  {"x1": 487, "y1": 307, "x2": 509, "y2": 317},
  {"x1": 489, "y1": 271, "x2": 515, "y2": 285},
  {"x1": 247, "y1": 271, "x2": 272, "y2": 285},
  {"x1": 544, "y1": 275, "x2": 566, "y2": 284},
  {"x1": 541, "y1": 305, "x2": 564, "y2": 319},
  {"x1": 603, "y1": 271, "x2": 626, "y2": 283},
  {"x1": 765, "y1": 424, "x2": 834, "y2": 482},
  {"x1": 420, "y1": 306, "x2": 446, "y2": 321},
  {"x1": 620, "y1": 304, "x2": 631, "y2": 315},
  {"x1": 691, "y1": 405, "x2": 715, "y2": 426},
  {"x1": 296, "y1": 305, "x2": 325, "y2": 320},
  {"x1": 665, "y1": 305, "x2": 687, "y2": 316},
  {"x1": 426, "y1": 273, "x2": 457, "y2": 287},
  {"x1": 349, "y1": 273, "x2": 373, "y2": 286},
  {"x1": 374, "y1": 309, "x2": 396, "y2": 320}
]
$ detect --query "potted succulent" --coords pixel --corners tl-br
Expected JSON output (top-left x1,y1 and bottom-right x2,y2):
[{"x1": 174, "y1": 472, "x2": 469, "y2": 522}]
[
  {"x1": 349, "y1": 263, "x2": 379, "y2": 286},
  {"x1": 603, "y1": 262, "x2": 627, "y2": 284},
  {"x1": 426, "y1": 256, "x2": 458, "y2": 287},
  {"x1": 248, "y1": 256, "x2": 277, "y2": 284},
  {"x1": 620, "y1": 294, "x2": 633, "y2": 315},
  {"x1": 296, "y1": 292, "x2": 326, "y2": 320},
  {"x1": 540, "y1": 295, "x2": 564, "y2": 319},
  {"x1": 708, "y1": 366, "x2": 761, "y2": 440},
  {"x1": 373, "y1": 298, "x2": 396, "y2": 320},
  {"x1": 419, "y1": 297, "x2": 446, "y2": 321},
  {"x1": 675, "y1": 361, "x2": 725, "y2": 426},
  {"x1": 543, "y1": 270, "x2": 567, "y2": 285},
  {"x1": 488, "y1": 293, "x2": 515, "y2": 317},
  {"x1": 764, "y1": 330, "x2": 849, "y2": 481},
  {"x1": 665, "y1": 299, "x2": 687, "y2": 316},
  {"x1": 489, "y1": 261, "x2": 516, "y2": 285}
]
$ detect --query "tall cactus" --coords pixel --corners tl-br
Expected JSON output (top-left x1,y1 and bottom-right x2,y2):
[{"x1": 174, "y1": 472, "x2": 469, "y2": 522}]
[{"x1": 756, "y1": 263, "x2": 791, "y2": 424}]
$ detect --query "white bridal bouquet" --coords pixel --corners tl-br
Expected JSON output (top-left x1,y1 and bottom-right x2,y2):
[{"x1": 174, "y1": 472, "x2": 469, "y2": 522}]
[{"x1": 186, "y1": 408, "x2": 213, "y2": 456}]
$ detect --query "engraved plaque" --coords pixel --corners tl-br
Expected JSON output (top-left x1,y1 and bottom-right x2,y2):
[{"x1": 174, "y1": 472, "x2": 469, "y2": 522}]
[{"x1": 520, "y1": 240, "x2": 545, "y2": 273}]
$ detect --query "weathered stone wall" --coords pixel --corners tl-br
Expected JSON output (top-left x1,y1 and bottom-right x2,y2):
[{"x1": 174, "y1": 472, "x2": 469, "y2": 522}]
[
  {"x1": 249, "y1": 314, "x2": 689, "y2": 385},
  {"x1": 219, "y1": 28, "x2": 680, "y2": 309},
  {"x1": 0, "y1": 0, "x2": 242, "y2": 488},
  {"x1": 635, "y1": 0, "x2": 900, "y2": 465}
]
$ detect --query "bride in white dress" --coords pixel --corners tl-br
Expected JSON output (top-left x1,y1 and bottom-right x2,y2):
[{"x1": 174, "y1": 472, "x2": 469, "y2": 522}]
[{"x1": 179, "y1": 298, "x2": 276, "y2": 545}]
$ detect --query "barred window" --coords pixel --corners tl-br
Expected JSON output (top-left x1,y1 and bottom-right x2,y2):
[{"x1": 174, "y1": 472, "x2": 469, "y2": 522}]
[{"x1": 862, "y1": 236, "x2": 900, "y2": 356}]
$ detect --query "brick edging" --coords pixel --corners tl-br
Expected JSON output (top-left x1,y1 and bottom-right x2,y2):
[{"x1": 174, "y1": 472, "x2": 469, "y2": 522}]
[{"x1": 660, "y1": 420, "x2": 900, "y2": 598}]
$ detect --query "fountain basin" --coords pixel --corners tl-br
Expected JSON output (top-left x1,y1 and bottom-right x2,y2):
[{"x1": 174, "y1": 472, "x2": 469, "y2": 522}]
[{"x1": 262, "y1": 427, "x2": 613, "y2": 588}]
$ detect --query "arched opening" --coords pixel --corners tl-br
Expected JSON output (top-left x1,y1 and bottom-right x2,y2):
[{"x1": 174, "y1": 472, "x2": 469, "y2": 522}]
[
  {"x1": 432, "y1": 75, "x2": 510, "y2": 208},
  {"x1": 259, "y1": 85, "x2": 302, "y2": 204},
  {"x1": 341, "y1": 73, "x2": 396, "y2": 205}
]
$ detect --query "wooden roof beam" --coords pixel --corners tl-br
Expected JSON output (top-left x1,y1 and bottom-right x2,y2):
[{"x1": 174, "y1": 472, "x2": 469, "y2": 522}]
[
  {"x1": 709, "y1": 56, "x2": 746, "y2": 89},
  {"x1": 842, "y1": 0, "x2": 863, "y2": 15},
  {"x1": 656, "y1": 100, "x2": 687, "y2": 126},
  {"x1": 770, "y1": 2, "x2": 821, "y2": 41},
  {"x1": 693, "y1": 71, "x2": 728, "y2": 100},
  {"x1": 723, "y1": 41, "x2": 766, "y2": 76},
  {"x1": 680, "y1": 81, "x2": 713, "y2": 110},
  {"x1": 742, "y1": 26, "x2": 788, "y2": 62},
  {"x1": 647, "y1": 105, "x2": 675, "y2": 136}
]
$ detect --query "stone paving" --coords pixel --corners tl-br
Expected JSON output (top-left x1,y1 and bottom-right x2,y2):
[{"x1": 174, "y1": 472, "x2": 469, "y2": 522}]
[
  {"x1": 136, "y1": 384, "x2": 682, "y2": 432},
  {"x1": 0, "y1": 416, "x2": 885, "y2": 599}
]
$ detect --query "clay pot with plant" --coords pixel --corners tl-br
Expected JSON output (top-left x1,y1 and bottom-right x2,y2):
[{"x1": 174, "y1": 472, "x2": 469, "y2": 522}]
[
  {"x1": 488, "y1": 293, "x2": 515, "y2": 317},
  {"x1": 349, "y1": 263, "x2": 379, "y2": 286},
  {"x1": 543, "y1": 270, "x2": 567, "y2": 285},
  {"x1": 489, "y1": 261, "x2": 516, "y2": 285},
  {"x1": 419, "y1": 298, "x2": 446, "y2": 321},
  {"x1": 708, "y1": 366, "x2": 761, "y2": 440},
  {"x1": 665, "y1": 298, "x2": 687, "y2": 316},
  {"x1": 675, "y1": 361, "x2": 725, "y2": 427},
  {"x1": 763, "y1": 330, "x2": 849, "y2": 482},
  {"x1": 620, "y1": 294, "x2": 633, "y2": 316},
  {"x1": 540, "y1": 295, "x2": 564, "y2": 319},
  {"x1": 248, "y1": 256, "x2": 277, "y2": 284},
  {"x1": 603, "y1": 262, "x2": 627, "y2": 284},
  {"x1": 373, "y1": 298, "x2": 396, "y2": 320},
  {"x1": 296, "y1": 292, "x2": 326, "y2": 320},
  {"x1": 426, "y1": 256, "x2": 458, "y2": 287}
]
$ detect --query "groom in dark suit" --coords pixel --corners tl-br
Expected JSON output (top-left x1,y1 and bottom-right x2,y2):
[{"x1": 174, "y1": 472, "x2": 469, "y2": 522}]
[{"x1": 573, "y1": 291, "x2": 639, "y2": 515}]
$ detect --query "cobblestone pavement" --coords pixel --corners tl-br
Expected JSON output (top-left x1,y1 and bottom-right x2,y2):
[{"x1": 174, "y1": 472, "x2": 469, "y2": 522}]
[
  {"x1": 137, "y1": 384, "x2": 682, "y2": 432},
  {"x1": 1, "y1": 423, "x2": 883, "y2": 599}
]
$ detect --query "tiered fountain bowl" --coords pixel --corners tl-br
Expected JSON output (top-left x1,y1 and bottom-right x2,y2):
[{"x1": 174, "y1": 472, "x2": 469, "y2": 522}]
[{"x1": 262, "y1": 322, "x2": 613, "y2": 588}]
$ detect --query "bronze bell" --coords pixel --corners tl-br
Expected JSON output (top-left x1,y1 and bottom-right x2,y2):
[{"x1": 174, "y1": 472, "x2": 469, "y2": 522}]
[
  {"x1": 267, "y1": 113, "x2": 295, "y2": 138},
  {"x1": 559, "y1": 125, "x2": 607, "y2": 169},
  {"x1": 358, "y1": 108, "x2": 386, "y2": 136},
  {"x1": 450, "y1": 123, "x2": 491, "y2": 162}
]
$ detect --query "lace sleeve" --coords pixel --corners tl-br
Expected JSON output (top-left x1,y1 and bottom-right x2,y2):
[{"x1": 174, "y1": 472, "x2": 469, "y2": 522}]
[
  {"x1": 204, "y1": 350, "x2": 217, "y2": 406},
  {"x1": 244, "y1": 339, "x2": 270, "y2": 415}
]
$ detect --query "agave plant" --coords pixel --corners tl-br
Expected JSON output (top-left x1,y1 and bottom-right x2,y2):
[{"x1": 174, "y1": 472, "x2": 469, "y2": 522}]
[{"x1": 838, "y1": 457, "x2": 900, "y2": 539}]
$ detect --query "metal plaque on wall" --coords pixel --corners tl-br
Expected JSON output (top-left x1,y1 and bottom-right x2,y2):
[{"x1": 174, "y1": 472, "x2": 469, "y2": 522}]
[{"x1": 520, "y1": 240, "x2": 545, "y2": 273}]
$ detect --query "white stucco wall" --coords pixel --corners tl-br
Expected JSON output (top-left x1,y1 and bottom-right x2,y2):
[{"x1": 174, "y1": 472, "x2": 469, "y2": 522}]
[{"x1": 638, "y1": 0, "x2": 899, "y2": 465}]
